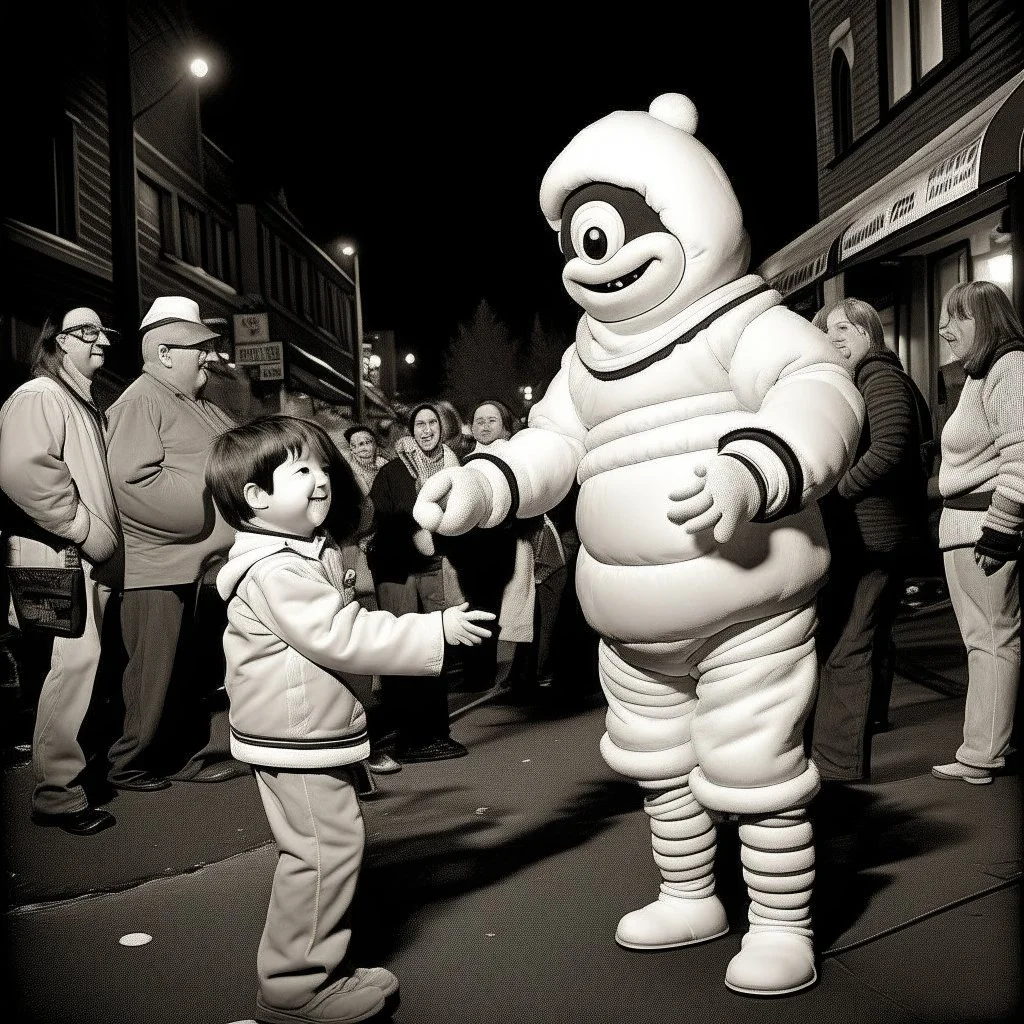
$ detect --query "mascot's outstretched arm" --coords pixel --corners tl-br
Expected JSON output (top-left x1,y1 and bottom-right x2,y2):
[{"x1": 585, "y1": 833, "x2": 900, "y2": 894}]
[{"x1": 414, "y1": 345, "x2": 587, "y2": 535}]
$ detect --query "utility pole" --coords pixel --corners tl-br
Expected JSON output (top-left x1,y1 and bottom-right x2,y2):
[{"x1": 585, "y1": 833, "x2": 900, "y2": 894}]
[{"x1": 107, "y1": 0, "x2": 142, "y2": 375}]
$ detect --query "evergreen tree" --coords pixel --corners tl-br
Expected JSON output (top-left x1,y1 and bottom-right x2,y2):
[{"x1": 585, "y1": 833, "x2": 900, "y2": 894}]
[
  {"x1": 440, "y1": 300, "x2": 522, "y2": 416},
  {"x1": 520, "y1": 313, "x2": 571, "y2": 404}
]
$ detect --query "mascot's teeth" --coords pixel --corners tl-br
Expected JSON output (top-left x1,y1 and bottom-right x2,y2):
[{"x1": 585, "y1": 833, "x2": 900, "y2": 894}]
[{"x1": 585, "y1": 258, "x2": 655, "y2": 293}]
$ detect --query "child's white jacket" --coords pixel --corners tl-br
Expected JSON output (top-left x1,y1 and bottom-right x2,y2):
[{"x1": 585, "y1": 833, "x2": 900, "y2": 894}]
[{"x1": 217, "y1": 530, "x2": 445, "y2": 769}]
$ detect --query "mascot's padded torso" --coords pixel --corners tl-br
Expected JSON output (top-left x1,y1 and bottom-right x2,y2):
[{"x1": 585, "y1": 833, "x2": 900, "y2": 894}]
[{"x1": 535, "y1": 279, "x2": 858, "y2": 646}]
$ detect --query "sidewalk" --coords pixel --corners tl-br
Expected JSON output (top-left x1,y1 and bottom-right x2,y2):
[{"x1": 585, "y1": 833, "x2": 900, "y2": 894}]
[{"x1": 3, "y1": 665, "x2": 1020, "y2": 1023}]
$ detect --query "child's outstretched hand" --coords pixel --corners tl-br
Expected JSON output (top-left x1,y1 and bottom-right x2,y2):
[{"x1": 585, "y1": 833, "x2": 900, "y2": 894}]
[{"x1": 442, "y1": 603, "x2": 496, "y2": 646}]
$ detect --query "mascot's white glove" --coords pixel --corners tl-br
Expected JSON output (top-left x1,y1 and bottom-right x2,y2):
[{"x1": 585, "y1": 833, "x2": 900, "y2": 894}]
[
  {"x1": 667, "y1": 455, "x2": 763, "y2": 544},
  {"x1": 414, "y1": 466, "x2": 495, "y2": 536}
]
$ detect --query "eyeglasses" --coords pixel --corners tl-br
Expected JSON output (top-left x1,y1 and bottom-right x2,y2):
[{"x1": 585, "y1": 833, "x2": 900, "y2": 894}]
[{"x1": 63, "y1": 324, "x2": 118, "y2": 343}]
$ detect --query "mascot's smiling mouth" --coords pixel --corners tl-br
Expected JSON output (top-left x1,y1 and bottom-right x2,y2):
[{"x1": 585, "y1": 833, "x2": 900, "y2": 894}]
[{"x1": 582, "y1": 258, "x2": 655, "y2": 293}]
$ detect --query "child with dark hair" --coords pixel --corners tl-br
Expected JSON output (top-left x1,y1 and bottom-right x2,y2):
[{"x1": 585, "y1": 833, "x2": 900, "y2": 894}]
[{"x1": 205, "y1": 414, "x2": 494, "y2": 1024}]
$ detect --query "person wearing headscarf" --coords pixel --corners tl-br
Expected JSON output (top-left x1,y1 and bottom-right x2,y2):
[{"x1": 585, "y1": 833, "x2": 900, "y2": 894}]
[{"x1": 367, "y1": 402, "x2": 467, "y2": 762}]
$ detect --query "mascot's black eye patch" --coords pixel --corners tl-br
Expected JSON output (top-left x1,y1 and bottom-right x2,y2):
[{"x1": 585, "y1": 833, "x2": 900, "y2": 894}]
[{"x1": 559, "y1": 182, "x2": 663, "y2": 263}]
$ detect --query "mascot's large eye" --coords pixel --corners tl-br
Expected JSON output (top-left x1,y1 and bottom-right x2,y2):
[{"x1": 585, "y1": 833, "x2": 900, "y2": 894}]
[{"x1": 569, "y1": 202, "x2": 625, "y2": 265}]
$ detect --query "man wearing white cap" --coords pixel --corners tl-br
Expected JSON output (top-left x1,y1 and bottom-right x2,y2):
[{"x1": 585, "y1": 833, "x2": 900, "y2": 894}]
[
  {"x1": 104, "y1": 296, "x2": 244, "y2": 791},
  {"x1": 0, "y1": 308, "x2": 123, "y2": 835}
]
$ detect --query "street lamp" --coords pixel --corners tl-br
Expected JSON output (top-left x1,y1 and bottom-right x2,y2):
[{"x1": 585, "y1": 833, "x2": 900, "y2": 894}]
[
  {"x1": 404, "y1": 352, "x2": 416, "y2": 365},
  {"x1": 108, "y1": 0, "x2": 216, "y2": 374},
  {"x1": 338, "y1": 243, "x2": 365, "y2": 421}
]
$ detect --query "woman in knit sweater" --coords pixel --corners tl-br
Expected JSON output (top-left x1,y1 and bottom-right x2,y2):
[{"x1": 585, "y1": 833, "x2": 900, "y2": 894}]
[
  {"x1": 809, "y1": 298, "x2": 931, "y2": 782},
  {"x1": 932, "y1": 281, "x2": 1024, "y2": 785}
]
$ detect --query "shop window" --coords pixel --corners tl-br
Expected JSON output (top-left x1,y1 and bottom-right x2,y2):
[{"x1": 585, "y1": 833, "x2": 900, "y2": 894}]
[
  {"x1": 206, "y1": 217, "x2": 239, "y2": 289},
  {"x1": 831, "y1": 50, "x2": 853, "y2": 156},
  {"x1": 930, "y1": 242, "x2": 970, "y2": 434},
  {"x1": 137, "y1": 176, "x2": 169, "y2": 248},
  {"x1": 179, "y1": 200, "x2": 204, "y2": 267},
  {"x1": 883, "y1": 0, "x2": 963, "y2": 109},
  {"x1": 8, "y1": 112, "x2": 78, "y2": 241},
  {"x1": 829, "y1": 20, "x2": 855, "y2": 157}
]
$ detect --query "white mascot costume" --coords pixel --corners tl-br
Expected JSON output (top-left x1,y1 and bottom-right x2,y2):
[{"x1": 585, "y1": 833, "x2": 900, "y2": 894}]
[{"x1": 415, "y1": 94, "x2": 864, "y2": 996}]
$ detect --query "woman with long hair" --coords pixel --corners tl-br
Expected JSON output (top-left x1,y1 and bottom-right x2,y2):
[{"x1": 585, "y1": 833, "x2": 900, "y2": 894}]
[
  {"x1": 809, "y1": 297, "x2": 931, "y2": 782},
  {"x1": 931, "y1": 280, "x2": 1024, "y2": 785}
]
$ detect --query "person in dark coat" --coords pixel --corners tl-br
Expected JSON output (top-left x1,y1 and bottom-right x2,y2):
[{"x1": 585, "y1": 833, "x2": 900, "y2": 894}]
[
  {"x1": 367, "y1": 403, "x2": 468, "y2": 762},
  {"x1": 809, "y1": 298, "x2": 931, "y2": 782}
]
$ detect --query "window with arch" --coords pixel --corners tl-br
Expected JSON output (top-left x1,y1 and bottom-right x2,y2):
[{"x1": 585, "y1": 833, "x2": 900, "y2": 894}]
[{"x1": 831, "y1": 48, "x2": 853, "y2": 156}]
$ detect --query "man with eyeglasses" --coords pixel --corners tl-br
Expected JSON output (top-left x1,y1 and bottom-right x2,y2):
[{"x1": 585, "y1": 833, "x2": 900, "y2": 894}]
[
  {"x1": 104, "y1": 296, "x2": 247, "y2": 792},
  {"x1": 0, "y1": 308, "x2": 123, "y2": 834}
]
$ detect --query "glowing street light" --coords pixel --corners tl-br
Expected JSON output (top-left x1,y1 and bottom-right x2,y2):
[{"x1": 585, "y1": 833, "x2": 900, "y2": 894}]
[
  {"x1": 189, "y1": 56, "x2": 210, "y2": 78},
  {"x1": 404, "y1": 352, "x2": 416, "y2": 365},
  {"x1": 336, "y1": 241, "x2": 365, "y2": 419}
]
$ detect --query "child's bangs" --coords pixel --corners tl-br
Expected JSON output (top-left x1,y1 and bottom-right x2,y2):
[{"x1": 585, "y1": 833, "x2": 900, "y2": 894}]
[{"x1": 287, "y1": 419, "x2": 337, "y2": 467}]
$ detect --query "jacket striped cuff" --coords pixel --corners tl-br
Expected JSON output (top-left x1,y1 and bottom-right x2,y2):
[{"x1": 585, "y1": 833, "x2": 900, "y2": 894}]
[
  {"x1": 718, "y1": 428, "x2": 803, "y2": 522},
  {"x1": 463, "y1": 452, "x2": 519, "y2": 526}
]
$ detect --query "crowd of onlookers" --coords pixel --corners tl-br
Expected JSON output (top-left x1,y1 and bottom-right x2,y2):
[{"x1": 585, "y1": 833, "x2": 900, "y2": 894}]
[
  {"x1": 1, "y1": 280, "x2": 1021, "y2": 843},
  {"x1": 0, "y1": 295, "x2": 594, "y2": 836}
]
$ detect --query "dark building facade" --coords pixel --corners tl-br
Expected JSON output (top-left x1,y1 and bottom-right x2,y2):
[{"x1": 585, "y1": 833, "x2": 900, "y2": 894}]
[
  {"x1": 2, "y1": 0, "x2": 397, "y2": 426},
  {"x1": 758, "y1": 0, "x2": 1023, "y2": 432}
]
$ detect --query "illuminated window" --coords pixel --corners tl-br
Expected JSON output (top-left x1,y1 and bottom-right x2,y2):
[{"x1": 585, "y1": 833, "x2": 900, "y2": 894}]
[{"x1": 884, "y1": 0, "x2": 962, "y2": 107}]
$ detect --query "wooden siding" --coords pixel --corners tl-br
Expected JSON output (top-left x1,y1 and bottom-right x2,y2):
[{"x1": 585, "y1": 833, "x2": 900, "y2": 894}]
[
  {"x1": 810, "y1": 0, "x2": 1024, "y2": 218},
  {"x1": 71, "y1": 75, "x2": 113, "y2": 260}
]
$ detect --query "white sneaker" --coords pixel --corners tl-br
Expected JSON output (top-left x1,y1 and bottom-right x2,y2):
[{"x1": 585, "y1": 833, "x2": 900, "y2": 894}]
[
  {"x1": 352, "y1": 966, "x2": 399, "y2": 999},
  {"x1": 256, "y1": 974, "x2": 385, "y2": 1024},
  {"x1": 615, "y1": 893, "x2": 729, "y2": 950},
  {"x1": 931, "y1": 761, "x2": 993, "y2": 785},
  {"x1": 725, "y1": 931, "x2": 817, "y2": 996}
]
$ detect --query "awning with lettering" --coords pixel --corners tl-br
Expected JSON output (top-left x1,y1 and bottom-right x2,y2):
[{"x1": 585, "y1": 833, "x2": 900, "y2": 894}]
[{"x1": 757, "y1": 70, "x2": 1024, "y2": 291}]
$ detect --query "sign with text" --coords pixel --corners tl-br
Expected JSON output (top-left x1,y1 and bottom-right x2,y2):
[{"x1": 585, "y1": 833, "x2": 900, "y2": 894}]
[{"x1": 235, "y1": 341, "x2": 284, "y2": 366}]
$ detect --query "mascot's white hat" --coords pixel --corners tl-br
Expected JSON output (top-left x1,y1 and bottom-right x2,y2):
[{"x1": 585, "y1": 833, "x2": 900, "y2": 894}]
[{"x1": 539, "y1": 94, "x2": 750, "y2": 283}]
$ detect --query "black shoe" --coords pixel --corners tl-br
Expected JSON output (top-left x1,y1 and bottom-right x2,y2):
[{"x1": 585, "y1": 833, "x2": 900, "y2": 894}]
[
  {"x1": 397, "y1": 738, "x2": 468, "y2": 763},
  {"x1": 366, "y1": 750, "x2": 402, "y2": 775},
  {"x1": 31, "y1": 806, "x2": 116, "y2": 836},
  {"x1": 181, "y1": 759, "x2": 251, "y2": 783},
  {"x1": 109, "y1": 771, "x2": 171, "y2": 792}
]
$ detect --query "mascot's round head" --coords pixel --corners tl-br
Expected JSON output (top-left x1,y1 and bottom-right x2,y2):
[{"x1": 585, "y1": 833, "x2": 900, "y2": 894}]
[{"x1": 540, "y1": 94, "x2": 751, "y2": 330}]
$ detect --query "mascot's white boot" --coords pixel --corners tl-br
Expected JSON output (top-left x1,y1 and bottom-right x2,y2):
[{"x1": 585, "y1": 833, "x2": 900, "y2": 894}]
[
  {"x1": 616, "y1": 784, "x2": 729, "y2": 949},
  {"x1": 725, "y1": 809, "x2": 817, "y2": 996}
]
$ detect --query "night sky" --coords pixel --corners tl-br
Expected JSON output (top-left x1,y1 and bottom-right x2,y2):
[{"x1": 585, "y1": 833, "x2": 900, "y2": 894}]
[{"x1": 184, "y1": 6, "x2": 821, "y2": 390}]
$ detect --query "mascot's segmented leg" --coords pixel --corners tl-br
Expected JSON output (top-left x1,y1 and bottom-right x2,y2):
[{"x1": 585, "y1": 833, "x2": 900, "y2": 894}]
[
  {"x1": 598, "y1": 639, "x2": 728, "y2": 949},
  {"x1": 728, "y1": 809, "x2": 816, "y2": 995}
]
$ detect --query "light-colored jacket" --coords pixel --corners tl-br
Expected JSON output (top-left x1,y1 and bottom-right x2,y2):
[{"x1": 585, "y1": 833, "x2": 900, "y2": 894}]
[
  {"x1": 105, "y1": 368, "x2": 236, "y2": 589},
  {"x1": 464, "y1": 278, "x2": 864, "y2": 643},
  {"x1": 217, "y1": 530, "x2": 445, "y2": 769},
  {"x1": 0, "y1": 372, "x2": 122, "y2": 594},
  {"x1": 938, "y1": 349, "x2": 1024, "y2": 551}
]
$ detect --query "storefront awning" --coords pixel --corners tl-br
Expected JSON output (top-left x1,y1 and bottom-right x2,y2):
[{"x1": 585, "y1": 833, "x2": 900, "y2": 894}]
[
  {"x1": 757, "y1": 70, "x2": 1024, "y2": 294},
  {"x1": 289, "y1": 343, "x2": 356, "y2": 405}
]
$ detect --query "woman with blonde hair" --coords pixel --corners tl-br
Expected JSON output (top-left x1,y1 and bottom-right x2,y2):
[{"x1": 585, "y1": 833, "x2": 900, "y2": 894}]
[{"x1": 932, "y1": 280, "x2": 1024, "y2": 785}]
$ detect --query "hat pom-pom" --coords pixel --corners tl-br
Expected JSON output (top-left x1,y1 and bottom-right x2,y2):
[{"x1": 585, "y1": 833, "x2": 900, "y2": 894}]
[{"x1": 649, "y1": 93, "x2": 699, "y2": 135}]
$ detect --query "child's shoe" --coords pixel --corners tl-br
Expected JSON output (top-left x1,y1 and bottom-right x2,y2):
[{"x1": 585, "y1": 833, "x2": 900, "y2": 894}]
[
  {"x1": 931, "y1": 761, "x2": 993, "y2": 785},
  {"x1": 255, "y1": 974, "x2": 385, "y2": 1024}
]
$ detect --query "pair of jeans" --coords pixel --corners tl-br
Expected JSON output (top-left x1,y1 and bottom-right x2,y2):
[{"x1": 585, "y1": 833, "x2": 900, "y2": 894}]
[
  {"x1": 810, "y1": 553, "x2": 905, "y2": 781},
  {"x1": 943, "y1": 548, "x2": 1020, "y2": 769}
]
